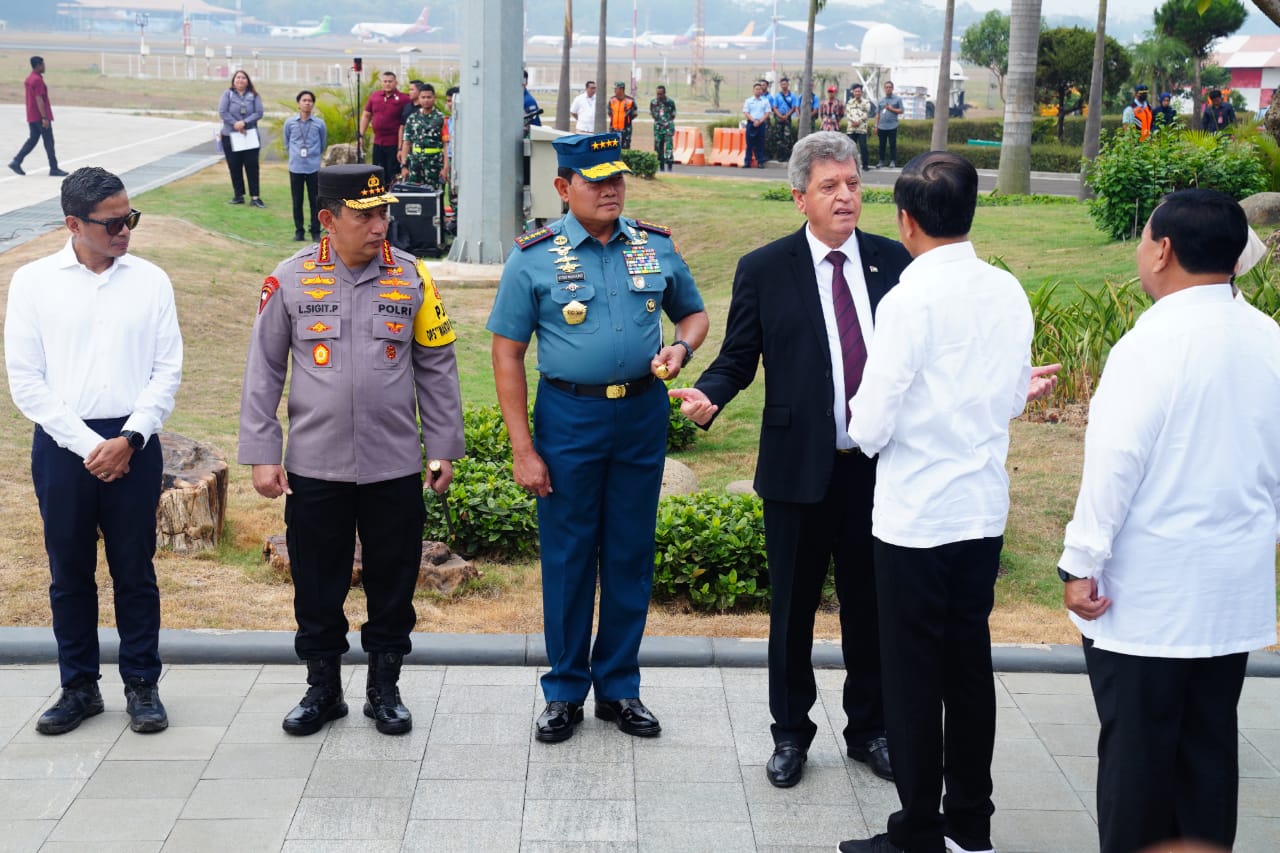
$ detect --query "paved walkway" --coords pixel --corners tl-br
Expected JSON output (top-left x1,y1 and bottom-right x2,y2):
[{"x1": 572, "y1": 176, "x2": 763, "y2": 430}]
[{"x1": 2, "y1": 663, "x2": 1278, "y2": 853}]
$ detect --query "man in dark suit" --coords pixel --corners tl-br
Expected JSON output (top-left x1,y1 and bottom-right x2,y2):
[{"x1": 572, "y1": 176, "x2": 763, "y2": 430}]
[{"x1": 671, "y1": 131, "x2": 905, "y2": 788}]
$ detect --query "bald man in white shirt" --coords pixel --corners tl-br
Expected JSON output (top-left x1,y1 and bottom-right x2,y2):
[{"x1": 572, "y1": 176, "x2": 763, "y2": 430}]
[{"x1": 1060, "y1": 188, "x2": 1280, "y2": 853}]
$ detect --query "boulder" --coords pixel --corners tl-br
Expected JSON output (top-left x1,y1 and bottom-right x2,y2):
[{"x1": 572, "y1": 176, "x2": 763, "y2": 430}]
[
  {"x1": 156, "y1": 432, "x2": 227, "y2": 552},
  {"x1": 1240, "y1": 192, "x2": 1280, "y2": 227},
  {"x1": 322, "y1": 142, "x2": 361, "y2": 167},
  {"x1": 1264, "y1": 88, "x2": 1280, "y2": 147},
  {"x1": 263, "y1": 534, "x2": 478, "y2": 595},
  {"x1": 725, "y1": 479, "x2": 757, "y2": 496},
  {"x1": 660, "y1": 457, "x2": 698, "y2": 498}
]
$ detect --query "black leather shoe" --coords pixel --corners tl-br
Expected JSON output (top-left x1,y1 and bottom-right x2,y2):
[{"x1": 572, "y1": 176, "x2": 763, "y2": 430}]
[
  {"x1": 124, "y1": 677, "x2": 168, "y2": 733},
  {"x1": 594, "y1": 697, "x2": 661, "y2": 737},
  {"x1": 282, "y1": 658, "x2": 347, "y2": 736},
  {"x1": 293, "y1": 230, "x2": 305, "y2": 241},
  {"x1": 310, "y1": 231, "x2": 321, "y2": 241},
  {"x1": 848, "y1": 735, "x2": 893, "y2": 781},
  {"x1": 839, "y1": 833, "x2": 905, "y2": 853},
  {"x1": 228, "y1": 196, "x2": 245, "y2": 205},
  {"x1": 35, "y1": 680, "x2": 104, "y2": 735},
  {"x1": 535, "y1": 701, "x2": 583, "y2": 743},
  {"x1": 363, "y1": 652, "x2": 412, "y2": 735},
  {"x1": 9, "y1": 161, "x2": 25, "y2": 175},
  {"x1": 766, "y1": 742, "x2": 807, "y2": 788},
  {"x1": 250, "y1": 197, "x2": 266, "y2": 208},
  {"x1": 49, "y1": 168, "x2": 69, "y2": 177}
]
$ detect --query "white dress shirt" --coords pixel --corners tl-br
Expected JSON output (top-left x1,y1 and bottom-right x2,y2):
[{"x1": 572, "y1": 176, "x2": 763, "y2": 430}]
[
  {"x1": 848, "y1": 241, "x2": 1032, "y2": 548},
  {"x1": 1060, "y1": 284, "x2": 1280, "y2": 658},
  {"x1": 804, "y1": 226, "x2": 874, "y2": 451},
  {"x1": 5, "y1": 239, "x2": 183, "y2": 459},
  {"x1": 570, "y1": 93, "x2": 596, "y2": 132}
]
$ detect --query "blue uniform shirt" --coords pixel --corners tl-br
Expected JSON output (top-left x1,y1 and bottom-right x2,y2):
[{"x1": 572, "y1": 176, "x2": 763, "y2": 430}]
[
  {"x1": 743, "y1": 95, "x2": 772, "y2": 122},
  {"x1": 487, "y1": 212, "x2": 704, "y2": 385},
  {"x1": 283, "y1": 114, "x2": 326, "y2": 174}
]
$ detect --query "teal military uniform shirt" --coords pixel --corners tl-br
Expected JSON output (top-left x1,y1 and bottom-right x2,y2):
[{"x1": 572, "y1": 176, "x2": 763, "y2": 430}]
[{"x1": 486, "y1": 212, "x2": 704, "y2": 385}]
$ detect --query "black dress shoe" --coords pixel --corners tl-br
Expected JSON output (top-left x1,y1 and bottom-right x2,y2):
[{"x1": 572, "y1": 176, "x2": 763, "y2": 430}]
[
  {"x1": 124, "y1": 677, "x2": 168, "y2": 733},
  {"x1": 363, "y1": 652, "x2": 412, "y2": 735},
  {"x1": 283, "y1": 657, "x2": 347, "y2": 736},
  {"x1": 848, "y1": 735, "x2": 894, "y2": 781},
  {"x1": 228, "y1": 196, "x2": 245, "y2": 205},
  {"x1": 310, "y1": 231, "x2": 321, "y2": 241},
  {"x1": 35, "y1": 680, "x2": 104, "y2": 735},
  {"x1": 49, "y1": 168, "x2": 69, "y2": 177},
  {"x1": 293, "y1": 230, "x2": 306, "y2": 241},
  {"x1": 250, "y1": 197, "x2": 266, "y2": 208},
  {"x1": 9, "y1": 161, "x2": 25, "y2": 176},
  {"x1": 839, "y1": 833, "x2": 905, "y2": 853},
  {"x1": 535, "y1": 701, "x2": 583, "y2": 743},
  {"x1": 766, "y1": 742, "x2": 807, "y2": 787},
  {"x1": 594, "y1": 697, "x2": 661, "y2": 737}
]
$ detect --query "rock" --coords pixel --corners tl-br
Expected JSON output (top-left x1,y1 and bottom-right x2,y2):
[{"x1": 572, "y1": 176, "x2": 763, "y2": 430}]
[
  {"x1": 1264, "y1": 88, "x2": 1280, "y2": 147},
  {"x1": 1240, "y1": 192, "x2": 1280, "y2": 227},
  {"x1": 322, "y1": 142, "x2": 361, "y2": 167},
  {"x1": 660, "y1": 457, "x2": 698, "y2": 498},
  {"x1": 156, "y1": 432, "x2": 228, "y2": 552},
  {"x1": 1265, "y1": 230, "x2": 1280, "y2": 254},
  {"x1": 264, "y1": 534, "x2": 478, "y2": 595},
  {"x1": 725, "y1": 479, "x2": 757, "y2": 496}
]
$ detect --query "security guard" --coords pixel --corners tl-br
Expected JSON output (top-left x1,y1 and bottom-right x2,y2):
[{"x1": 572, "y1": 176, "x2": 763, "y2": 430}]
[
  {"x1": 239, "y1": 164, "x2": 464, "y2": 737},
  {"x1": 488, "y1": 132, "x2": 709, "y2": 743}
]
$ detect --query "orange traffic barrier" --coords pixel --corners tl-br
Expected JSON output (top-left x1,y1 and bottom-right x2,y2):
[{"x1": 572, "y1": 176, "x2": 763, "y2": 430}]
[
  {"x1": 672, "y1": 126, "x2": 696, "y2": 164},
  {"x1": 710, "y1": 127, "x2": 735, "y2": 166},
  {"x1": 719, "y1": 127, "x2": 746, "y2": 167},
  {"x1": 688, "y1": 129, "x2": 706, "y2": 166}
]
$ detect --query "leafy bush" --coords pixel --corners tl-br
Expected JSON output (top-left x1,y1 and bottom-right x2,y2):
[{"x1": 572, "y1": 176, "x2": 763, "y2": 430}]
[
  {"x1": 622, "y1": 148, "x2": 659, "y2": 179},
  {"x1": 666, "y1": 392, "x2": 700, "y2": 451},
  {"x1": 1237, "y1": 242, "x2": 1280, "y2": 322},
  {"x1": 460, "y1": 404, "x2": 522, "y2": 465},
  {"x1": 424, "y1": 458, "x2": 538, "y2": 559},
  {"x1": 1084, "y1": 126, "x2": 1268, "y2": 240},
  {"x1": 653, "y1": 492, "x2": 768, "y2": 612}
]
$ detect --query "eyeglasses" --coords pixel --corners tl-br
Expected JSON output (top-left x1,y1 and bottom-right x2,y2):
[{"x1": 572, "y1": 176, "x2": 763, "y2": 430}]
[{"x1": 80, "y1": 209, "x2": 141, "y2": 236}]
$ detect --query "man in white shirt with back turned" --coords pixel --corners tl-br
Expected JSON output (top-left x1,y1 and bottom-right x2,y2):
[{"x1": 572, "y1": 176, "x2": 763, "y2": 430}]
[
  {"x1": 5, "y1": 166, "x2": 183, "y2": 736},
  {"x1": 840, "y1": 151, "x2": 1033, "y2": 853},
  {"x1": 1059, "y1": 188, "x2": 1280, "y2": 853}
]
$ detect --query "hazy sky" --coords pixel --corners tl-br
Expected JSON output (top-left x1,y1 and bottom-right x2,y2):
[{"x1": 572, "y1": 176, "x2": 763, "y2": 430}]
[{"x1": 827, "y1": 0, "x2": 1262, "y2": 27}]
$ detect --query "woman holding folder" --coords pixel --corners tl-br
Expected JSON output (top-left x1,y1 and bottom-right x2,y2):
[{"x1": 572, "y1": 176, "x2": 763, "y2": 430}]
[{"x1": 218, "y1": 70, "x2": 265, "y2": 208}]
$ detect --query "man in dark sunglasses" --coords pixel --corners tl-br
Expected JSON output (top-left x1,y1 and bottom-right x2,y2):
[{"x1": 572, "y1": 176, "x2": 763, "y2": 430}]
[{"x1": 4, "y1": 166, "x2": 184, "y2": 737}]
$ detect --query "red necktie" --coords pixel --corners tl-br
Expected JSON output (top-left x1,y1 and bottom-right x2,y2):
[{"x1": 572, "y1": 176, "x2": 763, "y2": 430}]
[{"x1": 828, "y1": 250, "x2": 867, "y2": 426}]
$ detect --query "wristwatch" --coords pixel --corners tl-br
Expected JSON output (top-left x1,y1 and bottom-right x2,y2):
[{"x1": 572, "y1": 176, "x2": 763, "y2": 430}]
[
  {"x1": 120, "y1": 430, "x2": 145, "y2": 451},
  {"x1": 1057, "y1": 567, "x2": 1083, "y2": 583},
  {"x1": 672, "y1": 339, "x2": 694, "y2": 367}
]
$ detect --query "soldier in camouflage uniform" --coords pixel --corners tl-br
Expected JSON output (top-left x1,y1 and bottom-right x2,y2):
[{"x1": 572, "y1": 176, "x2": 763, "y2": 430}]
[
  {"x1": 649, "y1": 86, "x2": 677, "y2": 172},
  {"x1": 400, "y1": 83, "x2": 448, "y2": 189}
]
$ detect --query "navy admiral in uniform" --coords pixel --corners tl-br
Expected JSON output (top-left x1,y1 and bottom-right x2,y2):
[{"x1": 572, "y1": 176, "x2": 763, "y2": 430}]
[
  {"x1": 488, "y1": 133, "x2": 709, "y2": 743},
  {"x1": 239, "y1": 164, "x2": 464, "y2": 737}
]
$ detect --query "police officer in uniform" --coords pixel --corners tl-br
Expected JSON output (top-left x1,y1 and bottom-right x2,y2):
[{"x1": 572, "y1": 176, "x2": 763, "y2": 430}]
[
  {"x1": 239, "y1": 164, "x2": 464, "y2": 737},
  {"x1": 488, "y1": 133, "x2": 709, "y2": 743}
]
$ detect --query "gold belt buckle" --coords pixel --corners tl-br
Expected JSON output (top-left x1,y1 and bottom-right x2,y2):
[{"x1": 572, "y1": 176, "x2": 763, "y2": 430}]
[{"x1": 606, "y1": 384, "x2": 626, "y2": 399}]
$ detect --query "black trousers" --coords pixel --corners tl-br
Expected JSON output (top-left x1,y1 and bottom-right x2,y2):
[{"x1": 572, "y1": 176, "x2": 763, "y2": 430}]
[
  {"x1": 372, "y1": 143, "x2": 400, "y2": 184},
  {"x1": 849, "y1": 132, "x2": 869, "y2": 169},
  {"x1": 744, "y1": 123, "x2": 767, "y2": 168},
  {"x1": 878, "y1": 128, "x2": 898, "y2": 165},
  {"x1": 763, "y1": 451, "x2": 883, "y2": 751},
  {"x1": 289, "y1": 171, "x2": 320, "y2": 236},
  {"x1": 32, "y1": 418, "x2": 163, "y2": 687},
  {"x1": 284, "y1": 472, "x2": 425, "y2": 660},
  {"x1": 1084, "y1": 638, "x2": 1248, "y2": 853},
  {"x1": 13, "y1": 120, "x2": 57, "y2": 169},
  {"x1": 875, "y1": 535, "x2": 1002, "y2": 853},
  {"x1": 221, "y1": 137, "x2": 260, "y2": 199}
]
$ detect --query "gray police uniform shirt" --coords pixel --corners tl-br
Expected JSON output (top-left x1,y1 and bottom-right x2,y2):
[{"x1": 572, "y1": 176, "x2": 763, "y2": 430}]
[
  {"x1": 486, "y1": 213, "x2": 705, "y2": 385},
  {"x1": 239, "y1": 238, "x2": 465, "y2": 483}
]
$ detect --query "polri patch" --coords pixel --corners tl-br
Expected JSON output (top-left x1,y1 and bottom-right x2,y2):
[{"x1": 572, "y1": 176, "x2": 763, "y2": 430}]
[
  {"x1": 379, "y1": 290, "x2": 412, "y2": 302},
  {"x1": 302, "y1": 288, "x2": 333, "y2": 300},
  {"x1": 312, "y1": 343, "x2": 331, "y2": 366},
  {"x1": 259, "y1": 276, "x2": 280, "y2": 315}
]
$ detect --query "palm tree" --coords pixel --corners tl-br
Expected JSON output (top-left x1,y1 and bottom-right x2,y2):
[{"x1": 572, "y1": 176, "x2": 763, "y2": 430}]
[
  {"x1": 996, "y1": 0, "x2": 1042, "y2": 195},
  {"x1": 555, "y1": 0, "x2": 574, "y2": 132},
  {"x1": 930, "y1": 0, "x2": 956, "y2": 151},
  {"x1": 1079, "y1": 0, "x2": 1107, "y2": 201},
  {"x1": 797, "y1": 0, "x2": 826, "y2": 139},
  {"x1": 594, "y1": 0, "x2": 609, "y2": 134}
]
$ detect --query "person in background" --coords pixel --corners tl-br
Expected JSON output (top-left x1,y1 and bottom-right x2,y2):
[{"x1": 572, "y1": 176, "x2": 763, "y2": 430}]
[
  {"x1": 609, "y1": 82, "x2": 638, "y2": 149},
  {"x1": 770, "y1": 77, "x2": 799, "y2": 162},
  {"x1": 1201, "y1": 88, "x2": 1237, "y2": 134},
  {"x1": 743, "y1": 81, "x2": 771, "y2": 169},
  {"x1": 218, "y1": 69, "x2": 265, "y2": 207},
  {"x1": 523, "y1": 69, "x2": 542, "y2": 126},
  {"x1": 1122, "y1": 84, "x2": 1154, "y2": 141},
  {"x1": 283, "y1": 90, "x2": 326, "y2": 242},
  {"x1": 360, "y1": 71, "x2": 410, "y2": 184},
  {"x1": 819, "y1": 85, "x2": 845, "y2": 132},
  {"x1": 400, "y1": 83, "x2": 447, "y2": 189},
  {"x1": 875, "y1": 80, "x2": 903, "y2": 169},
  {"x1": 650, "y1": 85, "x2": 678, "y2": 172},
  {"x1": 8, "y1": 56, "x2": 67, "y2": 177},
  {"x1": 570, "y1": 81, "x2": 597, "y2": 133},
  {"x1": 845, "y1": 83, "x2": 876, "y2": 171},
  {"x1": 1154, "y1": 91, "x2": 1178, "y2": 129}
]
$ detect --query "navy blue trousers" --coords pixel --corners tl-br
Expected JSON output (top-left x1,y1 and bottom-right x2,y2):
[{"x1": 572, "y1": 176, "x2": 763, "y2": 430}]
[
  {"x1": 533, "y1": 378, "x2": 667, "y2": 704},
  {"x1": 32, "y1": 418, "x2": 163, "y2": 687},
  {"x1": 745, "y1": 123, "x2": 767, "y2": 168}
]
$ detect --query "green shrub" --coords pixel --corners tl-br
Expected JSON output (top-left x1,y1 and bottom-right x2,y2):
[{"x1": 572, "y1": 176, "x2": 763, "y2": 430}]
[
  {"x1": 1237, "y1": 242, "x2": 1280, "y2": 322},
  {"x1": 424, "y1": 459, "x2": 538, "y2": 559},
  {"x1": 653, "y1": 492, "x2": 768, "y2": 612},
  {"x1": 622, "y1": 148, "x2": 659, "y2": 179},
  {"x1": 460, "y1": 404, "x2": 522, "y2": 465},
  {"x1": 666, "y1": 393, "x2": 700, "y2": 452}
]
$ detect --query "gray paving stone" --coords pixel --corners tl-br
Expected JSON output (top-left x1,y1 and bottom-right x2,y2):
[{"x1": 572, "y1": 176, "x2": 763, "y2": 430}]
[
  {"x1": 741, "y1": 763, "x2": 855, "y2": 805},
  {"x1": 524, "y1": 761, "x2": 634, "y2": 801},
  {"x1": 636, "y1": 685, "x2": 728, "y2": 711},
  {"x1": 0, "y1": 778, "x2": 83, "y2": 819},
  {"x1": 428, "y1": 712, "x2": 529, "y2": 746},
  {"x1": 40, "y1": 844, "x2": 162, "y2": 853},
  {"x1": 304, "y1": 758, "x2": 419, "y2": 798},
  {"x1": 994, "y1": 704, "x2": 1037, "y2": 740},
  {"x1": 1239, "y1": 777, "x2": 1280, "y2": 817},
  {"x1": 991, "y1": 770, "x2": 1088, "y2": 811},
  {"x1": 720, "y1": 668, "x2": 769, "y2": 704},
  {"x1": 411, "y1": 778, "x2": 526, "y2": 821},
  {"x1": 748, "y1": 801, "x2": 864, "y2": 847},
  {"x1": 1000, "y1": 672, "x2": 1092, "y2": 695},
  {"x1": 1239, "y1": 735, "x2": 1279, "y2": 778},
  {"x1": 402, "y1": 819, "x2": 522, "y2": 852},
  {"x1": 851, "y1": 783, "x2": 900, "y2": 831},
  {"x1": 441, "y1": 665, "x2": 534, "y2": 686},
  {"x1": 1052, "y1": 754, "x2": 1097, "y2": 792},
  {"x1": 1236, "y1": 816, "x2": 1280, "y2": 852},
  {"x1": 0, "y1": 819, "x2": 54, "y2": 853},
  {"x1": 151, "y1": 693, "x2": 244, "y2": 727},
  {"x1": 992, "y1": 735, "x2": 1061, "y2": 774},
  {"x1": 0, "y1": 741, "x2": 109, "y2": 779},
  {"x1": 991, "y1": 808, "x2": 1100, "y2": 853},
  {"x1": 104, "y1": 725, "x2": 224, "y2": 761},
  {"x1": 280, "y1": 843, "x2": 399, "y2": 853},
  {"x1": 1244, "y1": 727, "x2": 1280, "y2": 768},
  {"x1": 181, "y1": 778, "x2": 307, "y2": 819},
  {"x1": 286, "y1": 796, "x2": 411, "y2": 840},
  {"x1": 635, "y1": 780, "x2": 749, "y2": 822},
  {"x1": 627, "y1": 708, "x2": 733, "y2": 748},
  {"x1": 46, "y1": 797, "x2": 186, "y2": 842},
  {"x1": 0, "y1": 696, "x2": 44, "y2": 744},
  {"x1": 158, "y1": 665, "x2": 261, "y2": 696},
  {"x1": 319, "y1": 723, "x2": 432, "y2": 761},
  {"x1": 0, "y1": 668, "x2": 60, "y2": 697},
  {"x1": 993, "y1": 677, "x2": 1016, "y2": 708},
  {"x1": 421, "y1": 743, "x2": 529, "y2": 780},
  {"x1": 80, "y1": 759, "x2": 205, "y2": 798},
  {"x1": 203, "y1": 741, "x2": 320, "y2": 779},
  {"x1": 223, "y1": 712, "x2": 306, "y2": 744},
  {"x1": 527, "y1": 724, "x2": 633, "y2": 764},
  {"x1": 161, "y1": 817, "x2": 292, "y2": 852},
  {"x1": 637, "y1": 667, "x2": 723, "y2": 688},
  {"x1": 1031, "y1": 722, "x2": 1099, "y2": 757},
  {"x1": 8, "y1": 709, "x2": 127, "y2": 744},
  {"x1": 240, "y1": 681, "x2": 317, "y2": 714},
  {"x1": 813, "y1": 666, "x2": 848, "y2": 691},
  {"x1": 521, "y1": 844, "x2": 635, "y2": 853},
  {"x1": 521, "y1": 798, "x2": 636, "y2": 843},
  {"x1": 637, "y1": 819, "x2": 756, "y2": 852},
  {"x1": 634, "y1": 745, "x2": 741, "y2": 783},
  {"x1": 436, "y1": 684, "x2": 534, "y2": 714},
  {"x1": 1008, "y1": 691, "x2": 1096, "y2": 726}
]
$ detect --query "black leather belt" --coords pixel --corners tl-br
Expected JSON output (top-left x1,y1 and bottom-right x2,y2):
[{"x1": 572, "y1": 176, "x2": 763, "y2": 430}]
[{"x1": 545, "y1": 374, "x2": 655, "y2": 399}]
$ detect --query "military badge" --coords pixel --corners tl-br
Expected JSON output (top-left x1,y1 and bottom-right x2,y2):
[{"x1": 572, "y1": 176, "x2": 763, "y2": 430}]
[
  {"x1": 301, "y1": 260, "x2": 317, "y2": 271},
  {"x1": 379, "y1": 290, "x2": 412, "y2": 302},
  {"x1": 317, "y1": 236, "x2": 332, "y2": 264},
  {"x1": 633, "y1": 276, "x2": 646, "y2": 289},
  {"x1": 258, "y1": 276, "x2": 280, "y2": 315},
  {"x1": 302, "y1": 288, "x2": 333, "y2": 300},
  {"x1": 622, "y1": 245, "x2": 661, "y2": 276},
  {"x1": 385, "y1": 344, "x2": 397, "y2": 361},
  {"x1": 646, "y1": 298, "x2": 656, "y2": 312},
  {"x1": 515, "y1": 226, "x2": 554, "y2": 250},
  {"x1": 379, "y1": 278, "x2": 411, "y2": 287},
  {"x1": 312, "y1": 343, "x2": 331, "y2": 366},
  {"x1": 306, "y1": 321, "x2": 331, "y2": 334},
  {"x1": 301, "y1": 275, "x2": 336, "y2": 286},
  {"x1": 380, "y1": 240, "x2": 396, "y2": 266},
  {"x1": 562, "y1": 299, "x2": 587, "y2": 325},
  {"x1": 385, "y1": 321, "x2": 405, "y2": 335}
]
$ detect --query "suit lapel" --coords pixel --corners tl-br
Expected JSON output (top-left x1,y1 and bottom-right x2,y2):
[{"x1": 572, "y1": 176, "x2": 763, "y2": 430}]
[
  {"x1": 788, "y1": 226, "x2": 829, "y2": 345},
  {"x1": 856, "y1": 229, "x2": 890, "y2": 316}
]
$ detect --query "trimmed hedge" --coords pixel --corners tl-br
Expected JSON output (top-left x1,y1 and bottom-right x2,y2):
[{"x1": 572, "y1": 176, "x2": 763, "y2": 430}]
[{"x1": 653, "y1": 492, "x2": 769, "y2": 611}]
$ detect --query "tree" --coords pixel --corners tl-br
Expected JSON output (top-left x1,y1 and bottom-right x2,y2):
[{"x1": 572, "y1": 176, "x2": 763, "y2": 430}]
[
  {"x1": 1154, "y1": 0, "x2": 1247, "y2": 92},
  {"x1": 555, "y1": 0, "x2": 573, "y2": 132},
  {"x1": 961, "y1": 11, "x2": 1011, "y2": 104},
  {"x1": 1080, "y1": 0, "x2": 1108, "y2": 202},
  {"x1": 997, "y1": 0, "x2": 1043, "y2": 195},
  {"x1": 1128, "y1": 33, "x2": 1195, "y2": 97},
  {"x1": 594, "y1": 0, "x2": 609, "y2": 133},
  {"x1": 931, "y1": 0, "x2": 956, "y2": 151},
  {"x1": 1254, "y1": 0, "x2": 1280, "y2": 27},
  {"x1": 797, "y1": 0, "x2": 827, "y2": 139},
  {"x1": 1037, "y1": 27, "x2": 1129, "y2": 143}
]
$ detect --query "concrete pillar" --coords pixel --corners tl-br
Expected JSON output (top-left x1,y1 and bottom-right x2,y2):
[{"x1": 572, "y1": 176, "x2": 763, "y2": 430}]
[{"x1": 448, "y1": 0, "x2": 524, "y2": 264}]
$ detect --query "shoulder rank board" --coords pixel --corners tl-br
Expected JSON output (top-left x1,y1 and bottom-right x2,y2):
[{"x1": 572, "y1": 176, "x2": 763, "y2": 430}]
[
  {"x1": 634, "y1": 220, "x2": 671, "y2": 237},
  {"x1": 515, "y1": 226, "x2": 555, "y2": 250}
]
